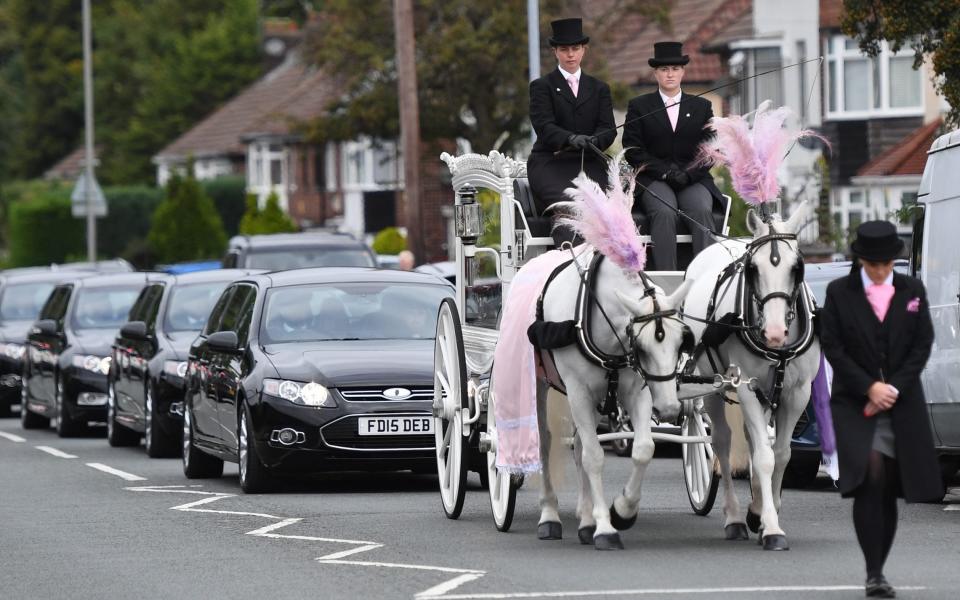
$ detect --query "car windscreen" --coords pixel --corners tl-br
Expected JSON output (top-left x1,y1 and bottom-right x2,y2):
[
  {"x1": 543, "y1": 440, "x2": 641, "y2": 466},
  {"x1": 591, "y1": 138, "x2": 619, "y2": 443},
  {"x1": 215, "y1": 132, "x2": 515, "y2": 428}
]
[
  {"x1": 260, "y1": 283, "x2": 451, "y2": 343},
  {"x1": 245, "y1": 246, "x2": 376, "y2": 270},
  {"x1": 164, "y1": 281, "x2": 230, "y2": 332},
  {"x1": 0, "y1": 282, "x2": 56, "y2": 321},
  {"x1": 71, "y1": 286, "x2": 141, "y2": 330}
]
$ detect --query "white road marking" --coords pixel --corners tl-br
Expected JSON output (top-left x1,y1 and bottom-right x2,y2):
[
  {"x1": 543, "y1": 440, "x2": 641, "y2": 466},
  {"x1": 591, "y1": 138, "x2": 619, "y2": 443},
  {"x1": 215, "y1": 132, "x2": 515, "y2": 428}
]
[
  {"x1": 0, "y1": 431, "x2": 26, "y2": 442},
  {"x1": 126, "y1": 485, "x2": 486, "y2": 597},
  {"x1": 946, "y1": 505, "x2": 959, "y2": 511},
  {"x1": 35, "y1": 445, "x2": 77, "y2": 458},
  {"x1": 428, "y1": 585, "x2": 929, "y2": 599},
  {"x1": 416, "y1": 574, "x2": 488, "y2": 598},
  {"x1": 85, "y1": 462, "x2": 146, "y2": 481}
]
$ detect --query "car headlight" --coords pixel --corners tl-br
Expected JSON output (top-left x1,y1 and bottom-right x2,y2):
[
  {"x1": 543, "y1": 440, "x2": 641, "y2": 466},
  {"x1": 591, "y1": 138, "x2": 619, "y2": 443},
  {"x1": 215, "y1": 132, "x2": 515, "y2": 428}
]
[
  {"x1": 163, "y1": 360, "x2": 189, "y2": 379},
  {"x1": 0, "y1": 342, "x2": 26, "y2": 360},
  {"x1": 263, "y1": 379, "x2": 335, "y2": 408},
  {"x1": 72, "y1": 354, "x2": 112, "y2": 375}
]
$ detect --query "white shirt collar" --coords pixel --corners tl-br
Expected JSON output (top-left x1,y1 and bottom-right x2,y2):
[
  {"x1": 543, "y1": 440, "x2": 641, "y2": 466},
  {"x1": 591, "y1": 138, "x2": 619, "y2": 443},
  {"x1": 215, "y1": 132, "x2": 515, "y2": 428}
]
[
  {"x1": 860, "y1": 267, "x2": 894, "y2": 289},
  {"x1": 558, "y1": 66, "x2": 581, "y2": 81},
  {"x1": 660, "y1": 88, "x2": 682, "y2": 104}
]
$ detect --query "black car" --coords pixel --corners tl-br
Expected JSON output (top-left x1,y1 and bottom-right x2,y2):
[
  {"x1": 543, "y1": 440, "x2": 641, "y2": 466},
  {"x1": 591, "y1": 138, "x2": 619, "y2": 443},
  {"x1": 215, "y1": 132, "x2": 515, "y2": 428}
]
[
  {"x1": 0, "y1": 270, "x2": 100, "y2": 417},
  {"x1": 221, "y1": 232, "x2": 377, "y2": 270},
  {"x1": 21, "y1": 272, "x2": 149, "y2": 436},
  {"x1": 182, "y1": 267, "x2": 453, "y2": 492},
  {"x1": 107, "y1": 269, "x2": 261, "y2": 456}
]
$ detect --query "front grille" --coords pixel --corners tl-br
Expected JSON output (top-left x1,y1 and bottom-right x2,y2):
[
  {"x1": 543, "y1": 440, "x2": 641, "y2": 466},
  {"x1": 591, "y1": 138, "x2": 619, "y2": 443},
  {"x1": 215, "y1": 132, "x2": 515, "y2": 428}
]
[
  {"x1": 339, "y1": 387, "x2": 433, "y2": 402},
  {"x1": 320, "y1": 413, "x2": 434, "y2": 451},
  {"x1": 792, "y1": 409, "x2": 810, "y2": 438}
]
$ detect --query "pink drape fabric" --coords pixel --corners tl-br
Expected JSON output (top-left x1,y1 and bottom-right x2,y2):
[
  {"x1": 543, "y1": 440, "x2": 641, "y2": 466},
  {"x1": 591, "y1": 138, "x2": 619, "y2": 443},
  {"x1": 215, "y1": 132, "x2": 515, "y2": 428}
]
[{"x1": 492, "y1": 249, "x2": 574, "y2": 473}]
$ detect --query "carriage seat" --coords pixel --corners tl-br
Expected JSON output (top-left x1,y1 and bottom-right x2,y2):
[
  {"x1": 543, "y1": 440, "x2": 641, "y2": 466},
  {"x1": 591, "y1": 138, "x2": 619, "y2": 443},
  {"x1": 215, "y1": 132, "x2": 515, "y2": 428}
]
[{"x1": 512, "y1": 178, "x2": 727, "y2": 241}]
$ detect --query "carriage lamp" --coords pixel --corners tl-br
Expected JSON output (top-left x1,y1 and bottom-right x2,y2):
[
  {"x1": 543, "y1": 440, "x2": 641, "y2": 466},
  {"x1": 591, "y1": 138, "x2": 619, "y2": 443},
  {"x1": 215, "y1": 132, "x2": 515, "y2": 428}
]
[{"x1": 455, "y1": 184, "x2": 483, "y2": 244}]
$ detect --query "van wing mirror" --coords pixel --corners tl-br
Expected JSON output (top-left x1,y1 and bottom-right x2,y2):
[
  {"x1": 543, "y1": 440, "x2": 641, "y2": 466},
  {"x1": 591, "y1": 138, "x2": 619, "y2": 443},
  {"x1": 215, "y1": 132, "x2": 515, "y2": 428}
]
[
  {"x1": 207, "y1": 330, "x2": 240, "y2": 353},
  {"x1": 32, "y1": 319, "x2": 59, "y2": 337}
]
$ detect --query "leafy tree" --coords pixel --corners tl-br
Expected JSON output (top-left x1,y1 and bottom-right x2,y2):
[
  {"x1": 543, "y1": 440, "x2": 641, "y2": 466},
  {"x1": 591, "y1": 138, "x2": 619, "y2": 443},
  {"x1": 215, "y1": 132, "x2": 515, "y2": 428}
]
[
  {"x1": 238, "y1": 193, "x2": 262, "y2": 235},
  {"x1": 371, "y1": 226, "x2": 407, "y2": 255},
  {"x1": 303, "y1": 0, "x2": 666, "y2": 153},
  {"x1": 842, "y1": 0, "x2": 960, "y2": 125},
  {"x1": 148, "y1": 174, "x2": 227, "y2": 262}
]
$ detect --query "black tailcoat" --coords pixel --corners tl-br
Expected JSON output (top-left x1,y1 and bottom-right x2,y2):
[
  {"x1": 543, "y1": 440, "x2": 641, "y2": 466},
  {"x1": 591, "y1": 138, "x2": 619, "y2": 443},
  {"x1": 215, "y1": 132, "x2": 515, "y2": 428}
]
[
  {"x1": 621, "y1": 91, "x2": 724, "y2": 208},
  {"x1": 819, "y1": 269, "x2": 943, "y2": 501},
  {"x1": 527, "y1": 69, "x2": 616, "y2": 213}
]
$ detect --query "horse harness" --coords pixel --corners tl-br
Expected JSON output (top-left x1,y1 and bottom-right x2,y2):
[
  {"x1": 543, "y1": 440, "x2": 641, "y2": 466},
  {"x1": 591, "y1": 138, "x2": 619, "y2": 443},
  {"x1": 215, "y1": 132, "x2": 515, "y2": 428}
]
[
  {"x1": 531, "y1": 250, "x2": 694, "y2": 415},
  {"x1": 684, "y1": 229, "x2": 816, "y2": 412}
]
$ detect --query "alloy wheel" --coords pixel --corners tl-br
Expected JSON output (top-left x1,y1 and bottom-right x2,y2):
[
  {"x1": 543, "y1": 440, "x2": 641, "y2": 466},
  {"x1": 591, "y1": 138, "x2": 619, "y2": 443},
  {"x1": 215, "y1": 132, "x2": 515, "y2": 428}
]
[{"x1": 145, "y1": 386, "x2": 154, "y2": 453}]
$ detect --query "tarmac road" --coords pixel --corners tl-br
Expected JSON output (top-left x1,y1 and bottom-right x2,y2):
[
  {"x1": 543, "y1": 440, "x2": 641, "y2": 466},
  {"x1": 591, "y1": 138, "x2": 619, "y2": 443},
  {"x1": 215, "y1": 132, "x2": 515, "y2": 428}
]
[{"x1": 1, "y1": 416, "x2": 958, "y2": 600}]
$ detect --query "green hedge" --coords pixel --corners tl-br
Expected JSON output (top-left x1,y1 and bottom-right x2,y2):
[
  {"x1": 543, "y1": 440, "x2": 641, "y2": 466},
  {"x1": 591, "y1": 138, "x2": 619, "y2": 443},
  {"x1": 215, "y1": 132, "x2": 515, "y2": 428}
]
[
  {"x1": 7, "y1": 191, "x2": 85, "y2": 267},
  {"x1": 201, "y1": 175, "x2": 246, "y2": 237}
]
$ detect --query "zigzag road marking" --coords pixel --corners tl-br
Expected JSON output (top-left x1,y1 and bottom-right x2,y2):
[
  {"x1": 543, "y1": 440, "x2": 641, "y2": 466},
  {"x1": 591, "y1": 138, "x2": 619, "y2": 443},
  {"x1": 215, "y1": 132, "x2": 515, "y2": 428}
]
[{"x1": 126, "y1": 485, "x2": 486, "y2": 597}]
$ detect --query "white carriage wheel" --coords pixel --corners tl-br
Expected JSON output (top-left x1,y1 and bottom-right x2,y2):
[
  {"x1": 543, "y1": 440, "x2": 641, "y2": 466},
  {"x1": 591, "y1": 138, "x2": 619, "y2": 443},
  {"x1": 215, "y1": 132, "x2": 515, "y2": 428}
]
[
  {"x1": 485, "y1": 381, "x2": 520, "y2": 532},
  {"x1": 681, "y1": 399, "x2": 719, "y2": 516},
  {"x1": 433, "y1": 298, "x2": 469, "y2": 520}
]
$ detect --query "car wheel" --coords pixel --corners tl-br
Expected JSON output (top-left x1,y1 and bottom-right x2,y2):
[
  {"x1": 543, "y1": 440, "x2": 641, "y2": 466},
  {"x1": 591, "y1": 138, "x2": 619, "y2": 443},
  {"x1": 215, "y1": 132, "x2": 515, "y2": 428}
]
[
  {"x1": 55, "y1": 378, "x2": 83, "y2": 438},
  {"x1": 181, "y1": 401, "x2": 223, "y2": 479},
  {"x1": 940, "y1": 456, "x2": 960, "y2": 486},
  {"x1": 782, "y1": 452, "x2": 821, "y2": 489},
  {"x1": 107, "y1": 382, "x2": 139, "y2": 447},
  {"x1": 19, "y1": 377, "x2": 48, "y2": 429},
  {"x1": 145, "y1": 383, "x2": 176, "y2": 458},
  {"x1": 238, "y1": 405, "x2": 272, "y2": 493}
]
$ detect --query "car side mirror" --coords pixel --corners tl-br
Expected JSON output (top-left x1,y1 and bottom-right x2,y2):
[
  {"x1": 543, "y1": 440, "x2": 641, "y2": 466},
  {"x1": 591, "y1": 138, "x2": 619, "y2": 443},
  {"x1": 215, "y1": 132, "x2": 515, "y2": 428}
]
[
  {"x1": 33, "y1": 319, "x2": 59, "y2": 337},
  {"x1": 120, "y1": 320, "x2": 149, "y2": 340},
  {"x1": 222, "y1": 252, "x2": 239, "y2": 268},
  {"x1": 207, "y1": 330, "x2": 240, "y2": 353}
]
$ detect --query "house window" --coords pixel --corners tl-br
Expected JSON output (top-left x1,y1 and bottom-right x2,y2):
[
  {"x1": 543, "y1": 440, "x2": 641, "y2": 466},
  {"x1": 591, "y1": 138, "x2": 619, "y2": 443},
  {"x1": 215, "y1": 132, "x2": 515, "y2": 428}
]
[
  {"x1": 729, "y1": 46, "x2": 783, "y2": 114},
  {"x1": 848, "y1": 189, "x2": 865, "y2": 204},
  {"x1": 826, "y1": 35, "x2": 924, "y2": 119}
]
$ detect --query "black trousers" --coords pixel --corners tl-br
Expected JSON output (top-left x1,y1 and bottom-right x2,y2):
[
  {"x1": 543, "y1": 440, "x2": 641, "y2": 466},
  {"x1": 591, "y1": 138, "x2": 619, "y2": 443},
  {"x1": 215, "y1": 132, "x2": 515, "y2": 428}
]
[{"x1": 638, "y1": 181, "x2": 714, "y2": 271}]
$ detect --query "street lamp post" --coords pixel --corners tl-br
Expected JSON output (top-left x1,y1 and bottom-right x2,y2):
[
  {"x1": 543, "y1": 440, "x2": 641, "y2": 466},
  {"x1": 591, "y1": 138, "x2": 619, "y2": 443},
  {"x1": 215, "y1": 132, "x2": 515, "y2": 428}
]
[{"x1": 82, "y1": 0, "x2": 97, "y2": 262}]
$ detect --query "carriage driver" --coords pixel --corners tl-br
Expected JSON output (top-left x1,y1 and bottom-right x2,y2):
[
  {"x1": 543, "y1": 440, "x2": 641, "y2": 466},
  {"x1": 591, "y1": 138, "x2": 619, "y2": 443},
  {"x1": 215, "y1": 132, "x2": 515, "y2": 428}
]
[
  {"x1": 528, "y1": 18, "x2": 617, "y2": 247},
  {"x1": 622, "y1": 42, "x2": 724, "y2": 271}
]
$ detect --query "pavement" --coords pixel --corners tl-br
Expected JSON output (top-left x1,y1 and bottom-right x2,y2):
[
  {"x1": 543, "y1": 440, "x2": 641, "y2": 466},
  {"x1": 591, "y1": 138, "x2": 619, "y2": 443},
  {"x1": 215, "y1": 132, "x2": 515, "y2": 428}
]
[{"x1": 1, "y1": 415, "x2": 958, "y2": 600}]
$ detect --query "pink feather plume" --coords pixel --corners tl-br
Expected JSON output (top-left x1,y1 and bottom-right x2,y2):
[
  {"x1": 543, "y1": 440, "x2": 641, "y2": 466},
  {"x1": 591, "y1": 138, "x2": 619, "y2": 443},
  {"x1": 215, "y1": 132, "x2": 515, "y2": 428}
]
[
  {"x1": 697, "y1": 101, "x2": 826, "y2": 205},
  {"x1": 555, "y1": 153, "x2": 646, "y2": 273}
]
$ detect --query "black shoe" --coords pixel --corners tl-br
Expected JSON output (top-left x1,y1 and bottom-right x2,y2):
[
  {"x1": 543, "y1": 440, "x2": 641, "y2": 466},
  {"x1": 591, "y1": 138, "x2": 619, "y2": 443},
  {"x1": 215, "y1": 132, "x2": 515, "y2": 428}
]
[{"x1": 865, "y1": 575, "x2": 896, "y2": 598}]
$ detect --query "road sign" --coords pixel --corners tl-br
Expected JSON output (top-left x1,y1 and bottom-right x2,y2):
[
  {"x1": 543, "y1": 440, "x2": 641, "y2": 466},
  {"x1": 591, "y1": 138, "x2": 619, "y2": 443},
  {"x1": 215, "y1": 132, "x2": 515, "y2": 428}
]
[{"x1": 70, "y1": 171, "x2": 107, "y2": 217}]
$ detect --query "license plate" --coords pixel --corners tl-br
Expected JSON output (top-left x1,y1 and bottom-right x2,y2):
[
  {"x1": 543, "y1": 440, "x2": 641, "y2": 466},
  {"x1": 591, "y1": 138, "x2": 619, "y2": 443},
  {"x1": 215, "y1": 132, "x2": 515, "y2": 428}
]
[{"x1": 358, "y1": 415, "x2": 434, "y2": 436}]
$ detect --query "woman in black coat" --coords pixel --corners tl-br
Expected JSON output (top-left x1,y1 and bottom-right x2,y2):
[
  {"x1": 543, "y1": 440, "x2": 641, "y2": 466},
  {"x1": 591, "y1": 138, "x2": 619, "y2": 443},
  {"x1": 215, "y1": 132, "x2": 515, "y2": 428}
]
[{"x1": 819, "y1": 221, "x2": 943, "y2": 598}]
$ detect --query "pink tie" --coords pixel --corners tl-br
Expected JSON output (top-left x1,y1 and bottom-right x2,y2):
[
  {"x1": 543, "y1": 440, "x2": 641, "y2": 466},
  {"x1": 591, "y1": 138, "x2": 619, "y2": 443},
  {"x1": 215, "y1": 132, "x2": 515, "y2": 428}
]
[
  {"x1": 865, "y1": 283, "x2": 895, "y2": 322},
  {"x1": 567, "y1": 76, "x2": 578, "y2": 97},
  {"x1": 666, "y1": 96, "x2": 679, "y2": 131}
]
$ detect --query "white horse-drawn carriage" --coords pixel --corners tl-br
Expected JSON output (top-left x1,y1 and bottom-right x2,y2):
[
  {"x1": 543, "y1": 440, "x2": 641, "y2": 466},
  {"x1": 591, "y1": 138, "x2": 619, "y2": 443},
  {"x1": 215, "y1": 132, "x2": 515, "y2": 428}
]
[{"x1": 432, "y1": 105, "x2": 821, "y2": 550}]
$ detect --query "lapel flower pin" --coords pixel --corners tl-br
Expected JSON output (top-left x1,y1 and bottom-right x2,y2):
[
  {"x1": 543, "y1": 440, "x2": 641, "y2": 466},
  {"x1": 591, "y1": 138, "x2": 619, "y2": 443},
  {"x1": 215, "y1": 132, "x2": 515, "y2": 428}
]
[{"x1": 906, "y1": 297, "x2": 921, "y2": 312}]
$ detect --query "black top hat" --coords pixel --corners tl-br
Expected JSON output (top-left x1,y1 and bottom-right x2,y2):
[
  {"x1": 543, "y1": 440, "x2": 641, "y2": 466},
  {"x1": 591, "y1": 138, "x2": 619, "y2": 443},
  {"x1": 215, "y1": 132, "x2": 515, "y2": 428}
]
[
  {"x1": 549, "y1": 18, "x2": 589, "y2": 46},
  {"x1": 850, "y1": 220, "x2": 904, "y2": 262},
  {"x1": 648, "y1": 41, "x2": 690, "y2": 67}
]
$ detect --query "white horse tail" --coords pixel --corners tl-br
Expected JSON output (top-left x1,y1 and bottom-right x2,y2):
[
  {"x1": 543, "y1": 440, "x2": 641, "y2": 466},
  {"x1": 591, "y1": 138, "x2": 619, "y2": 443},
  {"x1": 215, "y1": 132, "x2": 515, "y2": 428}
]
[
  {"x1": 546, "y1": 388, "x2": 574, "y2": 488},
  {"x1": 724, "y1": 392, "x2": 750, "y2": 476}
]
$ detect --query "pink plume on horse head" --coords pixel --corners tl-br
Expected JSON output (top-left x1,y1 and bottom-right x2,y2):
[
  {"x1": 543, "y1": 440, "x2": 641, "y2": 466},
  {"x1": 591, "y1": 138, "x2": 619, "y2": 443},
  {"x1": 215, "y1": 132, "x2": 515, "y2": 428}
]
[
  {"x1": 555, "y1": 153, "x2": 647, "y2": 274},
  {"x1": 697, "y1": 101, "x2": 827, "y2": 206}
]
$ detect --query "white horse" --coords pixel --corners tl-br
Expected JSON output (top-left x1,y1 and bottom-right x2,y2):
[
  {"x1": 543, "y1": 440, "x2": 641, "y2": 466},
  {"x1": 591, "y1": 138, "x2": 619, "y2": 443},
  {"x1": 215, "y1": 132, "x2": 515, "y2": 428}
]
[
  {"x1": 537, "y1": 251, "x2": 693, "y2": 550},
  {"x1": 682, "y1": 203, "x2": 820, "y2": 550}
]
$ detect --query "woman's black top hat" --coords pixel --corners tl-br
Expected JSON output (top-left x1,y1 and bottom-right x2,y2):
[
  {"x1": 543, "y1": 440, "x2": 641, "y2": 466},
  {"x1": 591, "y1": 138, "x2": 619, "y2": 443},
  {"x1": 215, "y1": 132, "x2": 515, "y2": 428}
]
[
  {"x1": 850, "y1": 220, "x2": 905, "y2": 262},
  {"x1": 649, "y1": 41, "x2": 690, "y2": 67},
  {"x1": 549, "y1": 18, "x2": 589, "y2": 46}
]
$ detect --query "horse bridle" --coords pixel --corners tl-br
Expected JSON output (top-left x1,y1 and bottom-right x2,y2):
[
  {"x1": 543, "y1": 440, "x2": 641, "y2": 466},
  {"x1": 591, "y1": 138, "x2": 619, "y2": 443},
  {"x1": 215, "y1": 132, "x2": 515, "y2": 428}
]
[
  {"x1": 625, "y1": 273, "x2": 695, "y2": 383},
  {"x1": 744, "y1": 231, "x2": 805, "y2": 329}
]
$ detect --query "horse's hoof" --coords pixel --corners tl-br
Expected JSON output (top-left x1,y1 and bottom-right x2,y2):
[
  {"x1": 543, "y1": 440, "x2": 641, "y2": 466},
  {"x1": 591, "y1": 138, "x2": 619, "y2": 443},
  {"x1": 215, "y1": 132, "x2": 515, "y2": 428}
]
[
  {"x1": 577, "y1": 526, "x2": 596, "y2": 545},
  {"x1": 724, "y1": 523, "x2": 749, "y2": 540},
  {"x1": 537, "y1": 521, "x2": 562, "y2": 540},
  {"x1": 746, "y1": 509, "x2": 761, "y2": 533},
  {"x1": 608, "y1": 503, "x2": 638, "y2": 531},
  {"x1": 762, "y1": 534, "x2": 789, "y2": 551},
  {"x1": 594, "y1": 533, "x2": 624, "y2": 551}
]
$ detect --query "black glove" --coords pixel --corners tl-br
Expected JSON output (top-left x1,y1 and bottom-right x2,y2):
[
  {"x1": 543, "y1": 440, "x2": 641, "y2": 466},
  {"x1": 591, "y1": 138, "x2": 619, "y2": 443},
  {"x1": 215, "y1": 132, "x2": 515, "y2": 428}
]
[
  {"x1": 664, "y1": 169, "x2": 690, "y2": 190},
  {"x1": 566, "y1": 134, "x2": 591, "y2": 150}
]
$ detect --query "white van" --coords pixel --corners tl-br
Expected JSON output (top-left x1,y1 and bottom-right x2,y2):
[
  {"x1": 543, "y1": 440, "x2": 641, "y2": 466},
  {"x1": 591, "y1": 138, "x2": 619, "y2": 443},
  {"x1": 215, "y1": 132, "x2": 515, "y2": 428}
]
[{"x1": 914, "y1": 127, "x2": 960, "y2": 478}]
